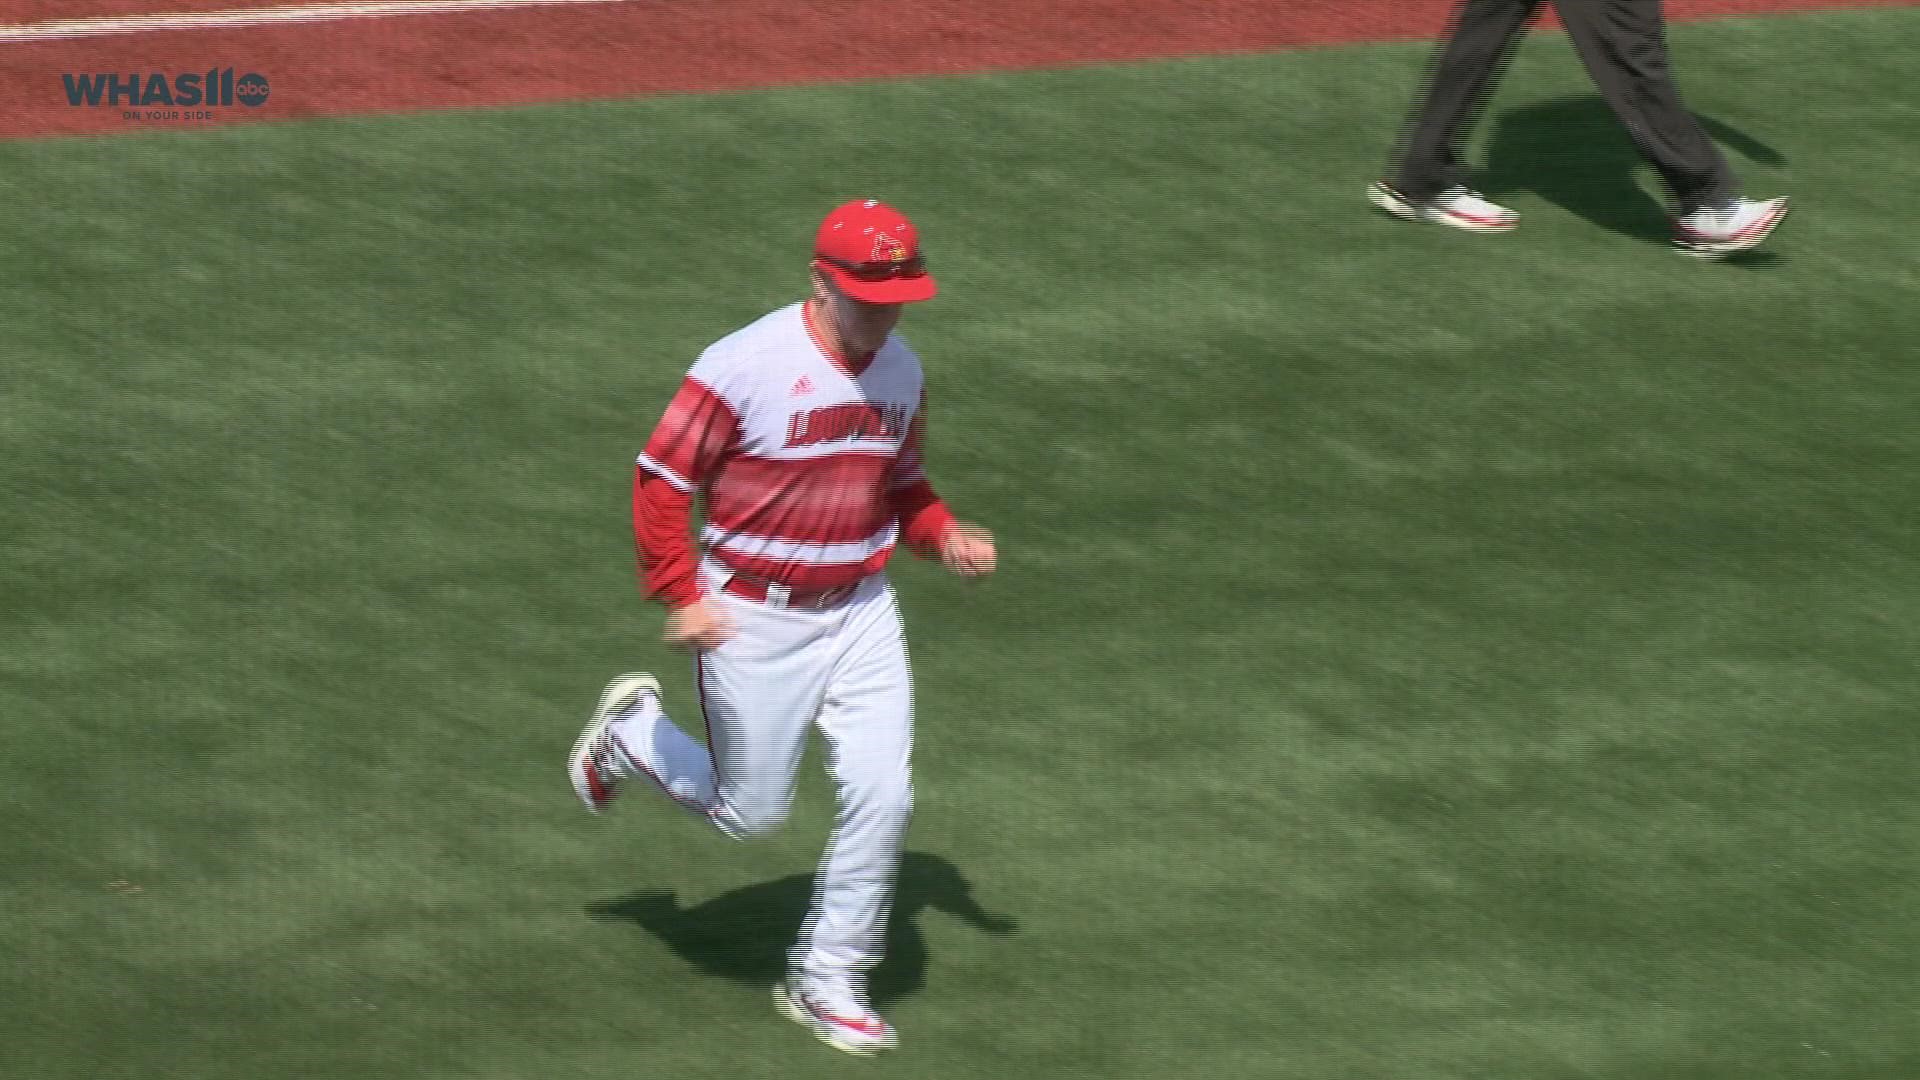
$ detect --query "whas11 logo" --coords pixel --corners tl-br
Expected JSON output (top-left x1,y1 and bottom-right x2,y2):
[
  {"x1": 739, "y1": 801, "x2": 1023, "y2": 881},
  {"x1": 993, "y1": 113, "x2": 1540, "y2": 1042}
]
[{"x1": 62, "y1": 69, "x2": 271, "y2": 118}]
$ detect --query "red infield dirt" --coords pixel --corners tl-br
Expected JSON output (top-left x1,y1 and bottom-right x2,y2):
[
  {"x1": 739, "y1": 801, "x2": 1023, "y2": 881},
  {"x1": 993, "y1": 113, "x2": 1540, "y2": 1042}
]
[{"x1": 1, "y1": 0, "x2": 1911, "y2": 138}]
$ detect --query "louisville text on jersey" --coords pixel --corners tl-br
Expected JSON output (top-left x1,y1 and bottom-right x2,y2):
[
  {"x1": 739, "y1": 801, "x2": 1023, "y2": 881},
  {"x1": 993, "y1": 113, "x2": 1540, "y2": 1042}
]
[{"x1": 785, "y1": 403, "x2": 913, "y2": 448}]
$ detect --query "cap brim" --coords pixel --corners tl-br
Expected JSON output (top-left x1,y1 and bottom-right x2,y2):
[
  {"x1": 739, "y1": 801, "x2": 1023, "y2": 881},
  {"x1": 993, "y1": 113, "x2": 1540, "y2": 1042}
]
[{"x1": 821, "y1": 264, "x2": 938, "y2": 304}]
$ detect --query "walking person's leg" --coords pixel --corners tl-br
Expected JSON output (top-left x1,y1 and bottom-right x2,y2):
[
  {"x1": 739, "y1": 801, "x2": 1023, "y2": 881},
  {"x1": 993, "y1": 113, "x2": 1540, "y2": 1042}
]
[
  {"x1": 1553, "y1": 0, "x2": 1788, "y2": 255},
  {"x1": 1554, "y1": 0, "x2": 1735, "y2": 212},
  {"x1": 1371, "y1": 0, "x2": 1542, "y2": 230}
]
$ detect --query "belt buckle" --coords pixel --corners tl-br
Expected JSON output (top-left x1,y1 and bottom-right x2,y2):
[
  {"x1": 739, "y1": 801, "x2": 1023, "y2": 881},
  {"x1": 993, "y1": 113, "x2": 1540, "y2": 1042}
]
[{"x1": 764, "y1": 582, "x2": 791, "y2": 610}]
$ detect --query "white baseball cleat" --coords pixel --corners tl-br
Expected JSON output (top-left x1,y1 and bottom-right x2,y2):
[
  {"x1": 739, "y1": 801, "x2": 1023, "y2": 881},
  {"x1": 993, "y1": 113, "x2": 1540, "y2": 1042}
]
[
  {"x1": 568, "y1": 673, "x2": 661, "y2": 813},
  {"x1": 1368, "y1": 180, "x2": 1520, "y2": 233},
  {"x1": 773, "y1": 977, "x2": 898, "y2": 1055},
  {"x1": 1671, "y1": 196, "x2": 1789, "y2": 258}
]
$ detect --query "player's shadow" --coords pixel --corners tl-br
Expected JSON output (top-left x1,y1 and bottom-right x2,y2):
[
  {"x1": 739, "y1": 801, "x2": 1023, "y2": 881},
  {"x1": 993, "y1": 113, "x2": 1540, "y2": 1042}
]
[
  {"x1": 1478, "y1": 94, "x2": 1784, "y2": 251},
  {"x1": 585, "y1": 850, "x2": 1017, "y2": 1005}
]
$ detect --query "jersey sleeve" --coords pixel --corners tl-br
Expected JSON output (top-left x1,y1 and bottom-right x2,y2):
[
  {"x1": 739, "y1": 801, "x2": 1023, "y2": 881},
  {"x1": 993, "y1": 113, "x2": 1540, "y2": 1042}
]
[
  {"x1": 636, "y1": 376, "x2": 741, "y2": 492},
  {"x1": 633, "y1": 466, "x2": 702, "y2": 609},
  {"x1": 888, "y1": 392, "x2": 955, "y2": 555},
  {"x1": 886, "y1": 390, "x2": 930, "y2": 493},
  {"x1": 632, "y1": 373, "x2": 741, "y2": 608}
]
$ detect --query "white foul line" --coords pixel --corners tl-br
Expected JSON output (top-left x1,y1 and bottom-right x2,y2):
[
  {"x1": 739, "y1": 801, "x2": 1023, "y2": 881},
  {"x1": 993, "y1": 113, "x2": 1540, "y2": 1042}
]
[{"x1": 0, "y1": 0, "x2": 630, "y2": 43}]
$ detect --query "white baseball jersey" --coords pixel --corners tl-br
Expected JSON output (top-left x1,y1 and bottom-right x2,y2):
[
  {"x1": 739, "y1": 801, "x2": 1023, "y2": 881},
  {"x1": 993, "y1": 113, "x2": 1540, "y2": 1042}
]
[{"x1": 637, "y1": 301, "x2": 930, "y2": 592}]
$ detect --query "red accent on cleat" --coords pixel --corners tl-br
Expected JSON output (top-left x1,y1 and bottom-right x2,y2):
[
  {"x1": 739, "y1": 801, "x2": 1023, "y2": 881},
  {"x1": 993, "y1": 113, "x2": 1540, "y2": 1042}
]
[
  {"x1": 824, "y1": 1011, "x2": 887, "y2": 1035},
  {"x1": 582, "y1": 746, "x2": 615, "y2": 807}
]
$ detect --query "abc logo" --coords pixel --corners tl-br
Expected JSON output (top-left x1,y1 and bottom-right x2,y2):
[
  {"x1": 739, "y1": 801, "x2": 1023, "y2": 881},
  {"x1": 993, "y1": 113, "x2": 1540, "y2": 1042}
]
[{"x1": 236, "y1": 73, "x2": 270, "y2": 107}]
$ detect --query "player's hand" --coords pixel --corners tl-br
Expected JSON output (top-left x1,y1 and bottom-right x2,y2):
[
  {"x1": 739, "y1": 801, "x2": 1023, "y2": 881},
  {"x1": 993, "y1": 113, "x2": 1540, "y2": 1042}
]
[
  {"x1": 939, "y1": 522, "x2": 997, "y2": 577},
  {"x1": 664, "y1": 598, "x2": 735, "y2": 651}
]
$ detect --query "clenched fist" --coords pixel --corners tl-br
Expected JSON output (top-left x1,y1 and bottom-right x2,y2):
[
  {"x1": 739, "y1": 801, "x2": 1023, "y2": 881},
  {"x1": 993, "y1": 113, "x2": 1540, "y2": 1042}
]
[
  {"x1": 939, "y1": 522, "x2": 997, "y2": 577},
  {"x1": 664, "y1": 598, "x2": 735, "y2": 651}
]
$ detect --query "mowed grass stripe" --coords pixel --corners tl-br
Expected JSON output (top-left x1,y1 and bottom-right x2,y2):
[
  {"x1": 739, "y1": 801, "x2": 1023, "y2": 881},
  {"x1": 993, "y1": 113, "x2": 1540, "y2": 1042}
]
[{"x1": 2, "y1": 9, "x2": 1915, "y2": 1080}]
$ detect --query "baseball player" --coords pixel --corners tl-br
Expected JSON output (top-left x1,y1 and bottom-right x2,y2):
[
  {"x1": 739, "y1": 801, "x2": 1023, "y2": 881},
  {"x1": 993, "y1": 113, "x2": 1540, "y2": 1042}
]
[{"x1": 568, "y1": 199, "x2": 996, "y2": 1055}]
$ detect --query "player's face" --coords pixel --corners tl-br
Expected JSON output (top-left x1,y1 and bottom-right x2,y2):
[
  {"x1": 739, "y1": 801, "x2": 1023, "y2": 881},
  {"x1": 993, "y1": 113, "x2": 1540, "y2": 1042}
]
[
  {"x1": 814, "y1": 273, "x2": 902, "y2": 357},
  {"x1": 837, "y1": 296, "x2": 902, "y2": 356}
]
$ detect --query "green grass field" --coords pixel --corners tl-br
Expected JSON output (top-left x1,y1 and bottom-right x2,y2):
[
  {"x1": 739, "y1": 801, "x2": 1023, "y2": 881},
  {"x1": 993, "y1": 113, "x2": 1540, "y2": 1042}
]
[{"x1": 4, "y1": 8, "x2": 1917, "y2": 1079}]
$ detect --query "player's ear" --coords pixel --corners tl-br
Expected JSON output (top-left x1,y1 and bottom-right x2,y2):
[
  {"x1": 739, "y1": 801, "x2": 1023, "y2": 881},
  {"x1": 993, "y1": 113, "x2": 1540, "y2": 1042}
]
[{"x1": 809, "y1": 267, "x2": 833, "y2": 303}]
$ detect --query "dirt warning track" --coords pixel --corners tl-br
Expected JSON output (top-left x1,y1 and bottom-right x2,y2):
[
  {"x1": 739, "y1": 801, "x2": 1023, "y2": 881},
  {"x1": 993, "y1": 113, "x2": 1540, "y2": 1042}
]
[{"x1": 3, "y1": 0, "x2": 1910, "y2": 138}]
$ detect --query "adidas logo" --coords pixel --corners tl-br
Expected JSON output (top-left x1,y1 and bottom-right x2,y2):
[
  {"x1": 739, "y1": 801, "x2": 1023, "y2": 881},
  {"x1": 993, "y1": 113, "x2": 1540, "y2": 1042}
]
[{"x1": 790, "y1": 375, "x2": 816, "y2": 397}]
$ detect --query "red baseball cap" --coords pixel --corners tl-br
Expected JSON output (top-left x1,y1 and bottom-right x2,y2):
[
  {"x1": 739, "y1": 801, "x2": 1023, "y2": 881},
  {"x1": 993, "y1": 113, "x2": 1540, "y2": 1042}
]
[{"x1": 812, "y1": 199, "x2": 938, "y2": 304}]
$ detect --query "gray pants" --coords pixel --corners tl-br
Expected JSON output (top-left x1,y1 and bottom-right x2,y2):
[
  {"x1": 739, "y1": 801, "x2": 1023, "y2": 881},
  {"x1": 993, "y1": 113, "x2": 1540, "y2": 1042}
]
[{"x1": 1388, "y1": 0, "x2": 1738, "y2": 215}]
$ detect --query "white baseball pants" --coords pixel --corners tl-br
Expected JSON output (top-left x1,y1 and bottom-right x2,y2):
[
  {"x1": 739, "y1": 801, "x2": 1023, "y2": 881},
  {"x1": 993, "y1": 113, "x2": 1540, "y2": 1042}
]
[{"x1": 606, "y1": 562, "x2": 915, "y2": 983}]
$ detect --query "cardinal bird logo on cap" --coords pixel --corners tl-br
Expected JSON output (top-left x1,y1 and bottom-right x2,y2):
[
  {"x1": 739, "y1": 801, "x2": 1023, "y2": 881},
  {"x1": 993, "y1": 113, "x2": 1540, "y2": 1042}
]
[{"x1": 870, "y1": 233, "x2": 910, "y2": 263}]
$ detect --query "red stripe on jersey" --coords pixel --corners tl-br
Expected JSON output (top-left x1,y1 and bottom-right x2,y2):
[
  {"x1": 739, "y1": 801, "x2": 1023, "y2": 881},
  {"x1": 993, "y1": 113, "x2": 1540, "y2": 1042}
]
[
  {"x1": 642, "y1": 378, "x2": 741, "y2": 486},
  {"x1": 704, "y1": 452, "x2": 899, "y2": 545},
  {"x1": 709, "y1": 546, "x2": 894, "y2": 592}
]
